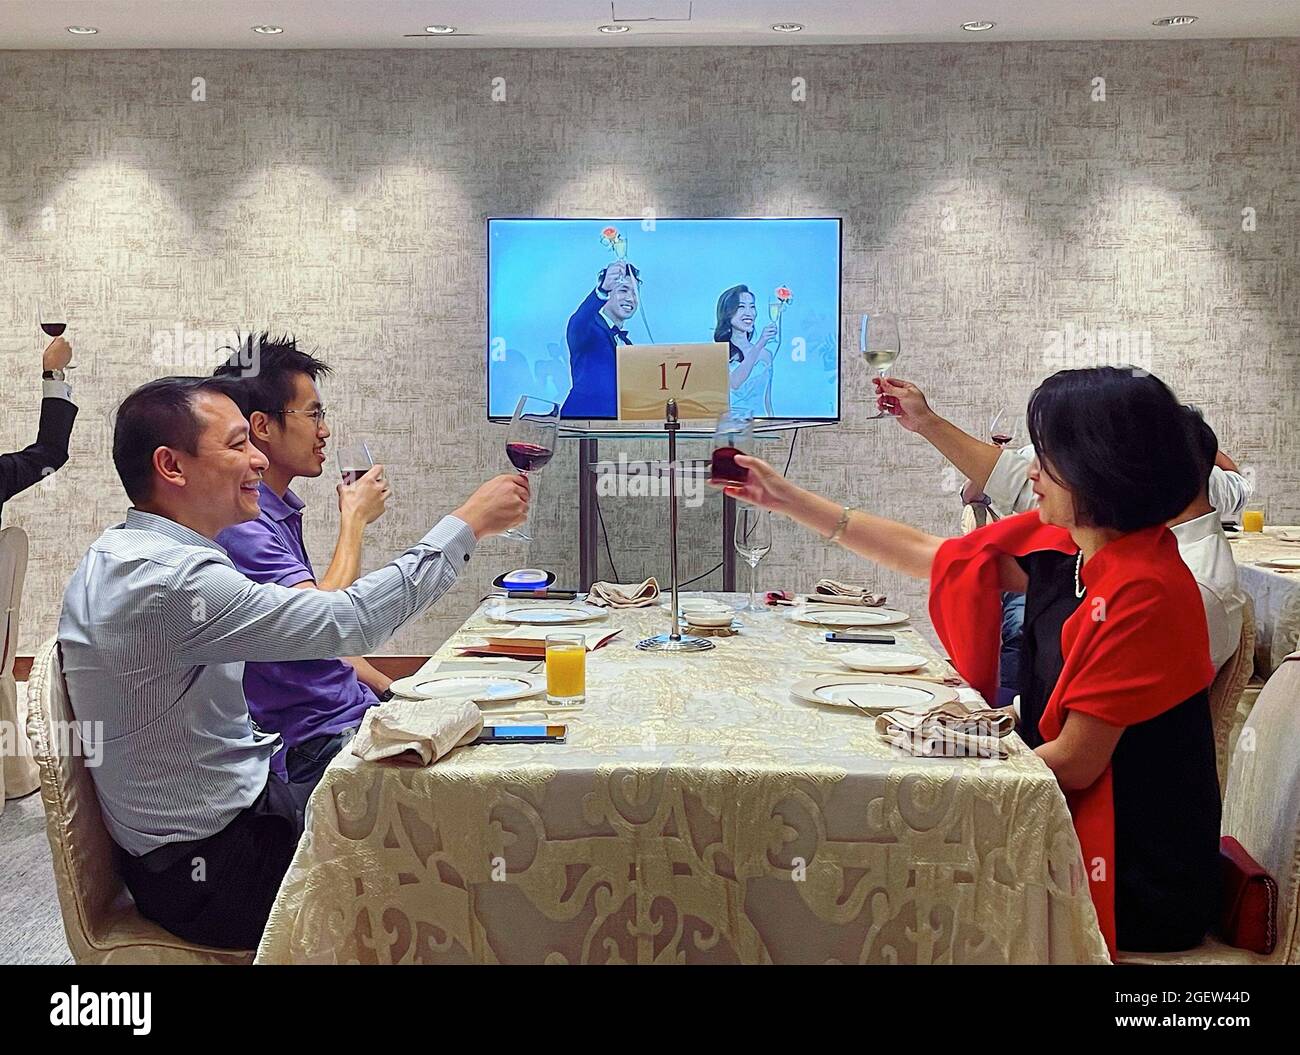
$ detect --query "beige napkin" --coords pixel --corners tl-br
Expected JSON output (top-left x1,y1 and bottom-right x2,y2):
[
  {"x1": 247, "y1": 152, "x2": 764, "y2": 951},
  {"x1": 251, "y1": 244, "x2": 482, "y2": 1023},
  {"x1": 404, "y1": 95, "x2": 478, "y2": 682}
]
[
  {"x1": 350, "y1": 698, "x2": 483, "y2": 766},
  {"x1": 586, "y1": 577, "x2": 660, "y2": 608},
  {"x1": 811, "y1": 579, "x2": 887, "y2": 607},
  {"x1": 874, "y1": 700, "x2": 1013, "y2": 760}
]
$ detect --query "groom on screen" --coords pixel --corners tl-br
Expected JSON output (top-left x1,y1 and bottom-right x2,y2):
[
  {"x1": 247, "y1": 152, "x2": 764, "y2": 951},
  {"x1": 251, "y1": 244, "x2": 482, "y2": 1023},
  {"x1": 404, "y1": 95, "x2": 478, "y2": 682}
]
[{"x1": 560, "y1": 260, "x2": 640, "y2": 418}]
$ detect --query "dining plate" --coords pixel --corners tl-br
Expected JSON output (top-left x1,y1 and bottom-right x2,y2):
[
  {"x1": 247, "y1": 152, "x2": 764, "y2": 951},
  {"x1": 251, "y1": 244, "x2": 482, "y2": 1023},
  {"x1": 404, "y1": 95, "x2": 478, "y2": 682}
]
[
  {"x1": 1257, "y1": 556, "x2": 1300, "y2": 570},
  {"x1": 487, "y1": 604, "x2": 606, "y2": 625},
  {"x1": 792, "y1": 607, "x2": 910, "y2": 628},
  {"x1": 790, "y1": 675, "x2": 958, "y2": 713},
  {"x1": 389, "y1": 670, "x2": 545, "y2": 704},
  {"x1": 836, "y1": 648, "x2": 929, "y2": 674}
]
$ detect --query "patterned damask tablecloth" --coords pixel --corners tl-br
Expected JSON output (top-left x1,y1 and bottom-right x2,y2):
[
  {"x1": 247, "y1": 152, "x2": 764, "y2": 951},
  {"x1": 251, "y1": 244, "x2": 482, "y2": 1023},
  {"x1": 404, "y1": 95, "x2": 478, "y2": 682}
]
[
  {"x1": 257, "y1": 595, "x2": 1108, "y2": 965},
  {"x1": 1228, "y1": 528, "x2": 1300, "y2": 672}
]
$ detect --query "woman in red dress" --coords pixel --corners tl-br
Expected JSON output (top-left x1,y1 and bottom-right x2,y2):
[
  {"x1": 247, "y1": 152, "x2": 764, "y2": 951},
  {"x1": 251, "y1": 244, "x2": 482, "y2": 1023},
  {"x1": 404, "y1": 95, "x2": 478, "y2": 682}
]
[{"x1": 718, "y1": 366, "x2": 1220, "y2": 956}]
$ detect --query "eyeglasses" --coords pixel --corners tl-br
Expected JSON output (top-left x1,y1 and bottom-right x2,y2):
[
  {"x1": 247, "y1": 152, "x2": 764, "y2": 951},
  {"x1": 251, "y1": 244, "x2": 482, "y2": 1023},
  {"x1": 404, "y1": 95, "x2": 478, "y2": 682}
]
[{"x1": 282, "y1": 407, "x2": 328, "y2": 428}]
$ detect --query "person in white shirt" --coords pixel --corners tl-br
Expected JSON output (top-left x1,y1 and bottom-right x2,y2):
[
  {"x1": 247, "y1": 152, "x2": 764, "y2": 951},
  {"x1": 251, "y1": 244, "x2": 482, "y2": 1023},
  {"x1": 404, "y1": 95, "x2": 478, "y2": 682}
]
[{"x1": 877, "y1": 377, "x2": 1248, "y2": 673}]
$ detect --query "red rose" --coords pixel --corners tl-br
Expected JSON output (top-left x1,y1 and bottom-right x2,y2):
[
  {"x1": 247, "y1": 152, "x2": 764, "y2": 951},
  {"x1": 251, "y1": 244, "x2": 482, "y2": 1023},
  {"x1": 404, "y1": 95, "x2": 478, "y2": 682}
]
[
  {"x1": 601, "y1": 226, "x2": 619, "y2": 240},
  {"x1": 776, "y1": 286, "x2": 792, "y2": 301}
]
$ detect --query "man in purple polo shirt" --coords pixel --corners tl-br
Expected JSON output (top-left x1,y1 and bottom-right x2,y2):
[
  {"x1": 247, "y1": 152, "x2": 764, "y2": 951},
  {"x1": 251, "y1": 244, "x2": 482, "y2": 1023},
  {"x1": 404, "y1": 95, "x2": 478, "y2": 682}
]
[{"x1": 215, "y1": 334, "x2": 398, "y2": 788}]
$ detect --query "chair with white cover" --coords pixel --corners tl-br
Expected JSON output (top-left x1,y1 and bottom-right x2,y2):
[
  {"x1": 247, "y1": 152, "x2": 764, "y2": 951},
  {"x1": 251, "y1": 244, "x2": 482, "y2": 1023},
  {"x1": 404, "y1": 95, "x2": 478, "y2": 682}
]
[
  {"x1": 25, "y1": 636, "x2": 253, "y2": 964},
  {"x1": 1118, "y1": 649, "x2": 1300, "y2": 964},
  {"x1": 1, "y1": 526, "x2": 40, "y2": 810},
  {"x1": 1209, "y1": 601, "x2": 1256, "y2": 794}
]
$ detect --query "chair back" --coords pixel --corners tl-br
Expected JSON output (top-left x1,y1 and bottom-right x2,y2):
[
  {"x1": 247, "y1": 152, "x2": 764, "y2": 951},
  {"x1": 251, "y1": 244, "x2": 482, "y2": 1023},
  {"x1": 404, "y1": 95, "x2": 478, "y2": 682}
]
[
  {"x1": 25, "y1": 636, "x2": 253, "y2": 964},
  {"x1": 1209, "y1": 600, "x2": 1256, "y2": 793},
  {"x1": 0, "y1": 526, "x2": 38, "y2": 802},
  {"x1": 1221, "y1": 650, "x2": 1300, "y2": 963}
]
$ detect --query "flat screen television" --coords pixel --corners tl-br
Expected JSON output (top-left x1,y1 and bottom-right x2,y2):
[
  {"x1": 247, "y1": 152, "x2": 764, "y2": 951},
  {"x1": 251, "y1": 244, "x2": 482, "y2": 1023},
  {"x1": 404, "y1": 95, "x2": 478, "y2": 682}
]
[{"x1": 487, "y1": 217, "x2": 842, "y2": 421}]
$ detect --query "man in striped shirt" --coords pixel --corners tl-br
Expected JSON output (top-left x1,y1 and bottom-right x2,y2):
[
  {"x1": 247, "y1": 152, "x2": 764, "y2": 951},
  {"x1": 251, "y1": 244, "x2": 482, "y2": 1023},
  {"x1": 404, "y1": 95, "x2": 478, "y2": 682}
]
[{"x1": 58, "y1": 375, "x2": 528, "y2": 949}]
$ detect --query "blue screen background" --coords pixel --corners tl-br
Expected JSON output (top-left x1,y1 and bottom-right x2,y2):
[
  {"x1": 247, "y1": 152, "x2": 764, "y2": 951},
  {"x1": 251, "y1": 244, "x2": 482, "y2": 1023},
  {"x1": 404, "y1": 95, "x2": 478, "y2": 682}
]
[{"x1": 487, "y1": 218, "x2": 841, "y2": 419}]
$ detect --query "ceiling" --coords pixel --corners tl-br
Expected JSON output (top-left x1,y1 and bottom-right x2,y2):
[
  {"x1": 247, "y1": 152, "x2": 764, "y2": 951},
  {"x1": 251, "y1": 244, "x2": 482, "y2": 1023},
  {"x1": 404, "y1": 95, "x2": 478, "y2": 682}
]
[{"x1": 1, "y1": 0, "x2": 1297, "y2": 49}]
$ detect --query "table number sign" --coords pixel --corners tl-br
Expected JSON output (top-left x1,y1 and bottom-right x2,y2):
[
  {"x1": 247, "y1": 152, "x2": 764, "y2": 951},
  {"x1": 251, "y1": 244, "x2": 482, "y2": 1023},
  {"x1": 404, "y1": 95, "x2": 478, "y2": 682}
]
[{"x1": 617, "y1": 343, "x2": 730, "y2": 421}]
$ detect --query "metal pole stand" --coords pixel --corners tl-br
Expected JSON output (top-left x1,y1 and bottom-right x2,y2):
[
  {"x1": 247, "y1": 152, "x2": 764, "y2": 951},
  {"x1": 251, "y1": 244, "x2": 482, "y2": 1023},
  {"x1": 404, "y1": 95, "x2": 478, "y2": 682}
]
[{"x1": 637, "y1": 399, "x2": 714, "y2": 654}]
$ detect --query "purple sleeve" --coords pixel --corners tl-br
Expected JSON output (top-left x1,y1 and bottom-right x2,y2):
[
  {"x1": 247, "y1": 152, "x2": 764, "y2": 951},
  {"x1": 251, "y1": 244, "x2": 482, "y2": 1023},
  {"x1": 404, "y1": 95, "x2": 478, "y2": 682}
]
[{"x1": 216, "y1": 520, "x2": 316, "y2": 589}]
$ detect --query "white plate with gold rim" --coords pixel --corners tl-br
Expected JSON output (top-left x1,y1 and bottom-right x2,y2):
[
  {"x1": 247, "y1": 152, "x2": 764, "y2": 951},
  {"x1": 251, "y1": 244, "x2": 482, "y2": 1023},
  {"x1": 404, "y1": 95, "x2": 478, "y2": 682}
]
[
  {"x1": 792, "y1": 607, "x2": 910, "y2": 629},
  {"x1": 836, "y1": 649, "x2": 929, "y2": 674},
  {"x1": 486, "y1": 604, "x2": 606, "y2": 625},
  {"x1": 389, "y1": 670, "x2": 545, "y2": 704},
  {"x1": 790, "y1": 675, "x2": 957, "y2": 714}
]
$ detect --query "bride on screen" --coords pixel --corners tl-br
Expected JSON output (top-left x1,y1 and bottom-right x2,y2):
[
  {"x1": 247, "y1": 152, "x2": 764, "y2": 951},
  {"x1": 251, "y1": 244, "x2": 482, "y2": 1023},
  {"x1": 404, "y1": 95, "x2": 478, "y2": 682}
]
[{"x1": 714, "y1": 285, "x2": 778, "y2": 417}]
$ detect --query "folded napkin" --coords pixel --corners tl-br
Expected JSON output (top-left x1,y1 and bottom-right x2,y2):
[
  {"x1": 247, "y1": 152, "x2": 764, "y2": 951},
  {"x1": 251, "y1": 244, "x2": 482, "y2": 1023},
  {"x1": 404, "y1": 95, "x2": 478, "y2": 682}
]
[
  {"x1": 874, "y1": 700, "x2": 1013, "y2": 760},
  {"x1": 766, "y1": 589, "x2": 797, "y2": 606},
  {"x1": 812, "y1": 579, "x2": 888, "y2": 607},
  {"x1": 586, "y1": 577, "x2": 660, "y2": 608},
  {"x1": 351, "y1": 698, "x2": 483, "y2": 766}
]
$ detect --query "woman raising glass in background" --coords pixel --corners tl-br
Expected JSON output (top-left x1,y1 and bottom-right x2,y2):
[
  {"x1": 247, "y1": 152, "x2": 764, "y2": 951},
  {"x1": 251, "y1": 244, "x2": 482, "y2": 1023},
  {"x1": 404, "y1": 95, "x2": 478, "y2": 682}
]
[
  {"x1": 714, "y1": 366, "x2": 1221, "y2": 958},
  {"x1": 714, "y1": 285, "x2": 778, "y2": 417}
]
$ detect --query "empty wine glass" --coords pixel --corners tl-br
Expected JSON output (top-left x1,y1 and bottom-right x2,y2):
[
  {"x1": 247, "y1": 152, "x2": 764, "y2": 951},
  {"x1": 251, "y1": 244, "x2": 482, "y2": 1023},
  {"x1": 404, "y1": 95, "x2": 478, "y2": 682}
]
[
  {"x1": 503, "y1": 394, "x2": 559, "y2": 542},
  {"x1": 336, "y1": 439, "x2": 374, "y2": 486},
  {"x1": 734, "y1": 507, "x2": 772, "y2": 613},
  {"x1": 862, "y1": 311, "x2": 900, "y2": 420}
]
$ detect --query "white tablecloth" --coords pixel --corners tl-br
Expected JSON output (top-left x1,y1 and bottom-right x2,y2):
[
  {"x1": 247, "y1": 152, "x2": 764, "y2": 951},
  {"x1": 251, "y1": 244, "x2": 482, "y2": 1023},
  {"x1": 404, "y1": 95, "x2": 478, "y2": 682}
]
[
  {"x1": 256, "y1": 595, "x2": 1108, "y2": 964},
  {"x1": 1229, "y1": 528, "x2": 1300, "y2": 672}
]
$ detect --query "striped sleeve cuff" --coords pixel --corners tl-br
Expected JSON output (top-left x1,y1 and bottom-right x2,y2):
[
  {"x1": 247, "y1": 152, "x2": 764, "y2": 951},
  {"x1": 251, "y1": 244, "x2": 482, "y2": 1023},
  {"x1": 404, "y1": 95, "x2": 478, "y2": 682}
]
[{"x1": 423, "y1": 515, "x2": 477, "y2": 569}]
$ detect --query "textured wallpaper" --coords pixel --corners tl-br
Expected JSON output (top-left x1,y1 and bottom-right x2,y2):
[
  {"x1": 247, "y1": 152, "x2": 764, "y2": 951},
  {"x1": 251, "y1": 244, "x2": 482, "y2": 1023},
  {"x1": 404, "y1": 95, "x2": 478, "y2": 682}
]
[{"x1": 0, "y1": 40, "x2": 1296, "y2": 656}]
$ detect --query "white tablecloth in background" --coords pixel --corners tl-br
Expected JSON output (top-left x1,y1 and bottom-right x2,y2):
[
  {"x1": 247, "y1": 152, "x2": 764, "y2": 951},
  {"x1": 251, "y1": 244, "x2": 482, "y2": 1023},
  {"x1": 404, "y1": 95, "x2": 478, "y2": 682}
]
[
  {"x1": 257, "y1": 595, "x2": 1107, "y2": 965},
  {"x1": 1230, "y1": 528, "x2": 1300, "y2": 672}
]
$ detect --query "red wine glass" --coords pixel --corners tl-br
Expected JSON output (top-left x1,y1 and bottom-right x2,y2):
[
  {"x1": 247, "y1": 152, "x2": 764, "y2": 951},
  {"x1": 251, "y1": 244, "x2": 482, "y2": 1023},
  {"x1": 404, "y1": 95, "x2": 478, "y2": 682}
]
[
  {"x1": 503, "y1": 395, "x2": 559, "y2": 542},
  {"x1": 710, "y1": 410, "x2": 754, "y2": 485}
]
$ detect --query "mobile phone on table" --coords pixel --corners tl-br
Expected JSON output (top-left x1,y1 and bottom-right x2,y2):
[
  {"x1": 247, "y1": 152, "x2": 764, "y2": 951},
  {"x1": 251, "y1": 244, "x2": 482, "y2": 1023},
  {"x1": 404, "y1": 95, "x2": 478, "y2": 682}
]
[
  {"x1": 825, "y1": 632, "x2": 896, "y2": 644},
  {"x1": 474, "y1": 724, "x2": 566, "y2": 744}
]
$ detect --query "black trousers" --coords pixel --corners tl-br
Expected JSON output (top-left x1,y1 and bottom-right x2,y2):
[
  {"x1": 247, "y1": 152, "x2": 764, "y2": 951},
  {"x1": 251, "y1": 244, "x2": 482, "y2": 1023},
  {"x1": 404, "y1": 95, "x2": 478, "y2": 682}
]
[{"x1": 118, "y1": 774, "x2": 308, "y2": 951}]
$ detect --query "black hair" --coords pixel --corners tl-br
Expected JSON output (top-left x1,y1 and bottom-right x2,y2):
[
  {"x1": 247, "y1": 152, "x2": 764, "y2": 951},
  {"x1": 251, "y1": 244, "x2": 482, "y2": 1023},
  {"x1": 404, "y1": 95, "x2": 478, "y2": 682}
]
[
  {"x1": 212, "y1": 332, "x2": 331, "y2": 423},
  {"x1": 112, "y1": 376, "x2": 236, "y2": 505},
  {"x1": 1026, "y1": 366, "x2": 1201, "y2": 532},
  {"x1": 1182, "y1": 404, "x2": 1218, "y2": 488},
  {"x1": 714, "y1": 285, "x2": 754, "y2": 362}
]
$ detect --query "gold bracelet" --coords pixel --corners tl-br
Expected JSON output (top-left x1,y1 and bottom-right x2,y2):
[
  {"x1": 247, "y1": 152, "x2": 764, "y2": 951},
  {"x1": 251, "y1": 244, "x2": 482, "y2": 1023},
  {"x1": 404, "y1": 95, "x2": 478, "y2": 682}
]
[{"x1": 827, "y1": 505, "x2": 853, "y2": 544}]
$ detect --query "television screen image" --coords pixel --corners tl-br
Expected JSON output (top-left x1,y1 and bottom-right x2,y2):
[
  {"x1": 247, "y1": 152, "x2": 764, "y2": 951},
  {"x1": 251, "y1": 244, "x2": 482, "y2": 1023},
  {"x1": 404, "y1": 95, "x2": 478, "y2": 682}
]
[{"x1": 487, "y1": 217, "x2": 842, "y2": 421}]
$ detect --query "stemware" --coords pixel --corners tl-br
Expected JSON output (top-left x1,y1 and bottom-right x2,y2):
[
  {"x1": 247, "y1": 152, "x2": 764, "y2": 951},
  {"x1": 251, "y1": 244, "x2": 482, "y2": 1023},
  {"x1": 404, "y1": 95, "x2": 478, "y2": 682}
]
[{"x1": 503, "y1": 394, "x2": 559, "y2": 542}]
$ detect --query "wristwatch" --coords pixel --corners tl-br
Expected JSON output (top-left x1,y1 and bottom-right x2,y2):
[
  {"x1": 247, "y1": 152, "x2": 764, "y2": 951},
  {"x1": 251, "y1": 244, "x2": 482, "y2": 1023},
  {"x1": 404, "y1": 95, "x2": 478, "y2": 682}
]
[
  {"x1": 42, "y1": 368, "x2": 66, "y2": 381},
  {"x1": 377, "y1": 687, "x2": 396, "y2": 702}
]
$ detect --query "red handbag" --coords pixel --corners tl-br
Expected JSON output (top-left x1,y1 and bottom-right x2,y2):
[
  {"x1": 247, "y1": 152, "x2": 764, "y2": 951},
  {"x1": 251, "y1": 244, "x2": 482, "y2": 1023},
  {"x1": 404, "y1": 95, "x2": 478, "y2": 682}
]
[{"x1": 1218, "y1": 836, "x2": 1278, "y2": 954}]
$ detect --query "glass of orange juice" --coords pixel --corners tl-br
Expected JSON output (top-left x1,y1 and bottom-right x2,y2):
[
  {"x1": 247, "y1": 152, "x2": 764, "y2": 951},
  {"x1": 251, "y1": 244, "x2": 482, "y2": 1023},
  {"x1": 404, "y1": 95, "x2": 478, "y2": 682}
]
[
  {"x1": 545, "y1": 633, "x2": 586, "y2": 706},
  {"x1": 1242, "y1": 504, "x2": 1266, "y2": 533}
]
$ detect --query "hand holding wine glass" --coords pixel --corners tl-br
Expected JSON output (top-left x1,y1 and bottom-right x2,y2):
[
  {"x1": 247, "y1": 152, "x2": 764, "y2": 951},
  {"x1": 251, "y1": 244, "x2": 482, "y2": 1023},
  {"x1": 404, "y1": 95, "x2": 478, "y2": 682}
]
[
  {"x1": 861, "y1": 311, "x2": 900, "y2": 420},
  {"x1": 874, "y1": 377, "x2": 933, "y2": 433},
  {"x1": 337, "y1": 464, "x2": 389, "y2": 525},
  {"x1": 42, "y1": 336, "x2": 73, "y2": 373},
  {"x1": 503, "y1": 395, "x2": 559, "y2": 542}
]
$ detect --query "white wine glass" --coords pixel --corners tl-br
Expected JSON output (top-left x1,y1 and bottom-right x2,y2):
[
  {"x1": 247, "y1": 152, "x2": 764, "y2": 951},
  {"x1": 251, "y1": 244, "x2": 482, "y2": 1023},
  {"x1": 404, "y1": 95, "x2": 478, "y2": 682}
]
[
  {"x1": 862, "y1": 311, "x2": 900, "y2": 420},
  {"x1": 503, "y1": 394, "x2": 559, "y2": 542},
  {"x1": 734, "y1": 507, "x2": 772, "y2": 613}
]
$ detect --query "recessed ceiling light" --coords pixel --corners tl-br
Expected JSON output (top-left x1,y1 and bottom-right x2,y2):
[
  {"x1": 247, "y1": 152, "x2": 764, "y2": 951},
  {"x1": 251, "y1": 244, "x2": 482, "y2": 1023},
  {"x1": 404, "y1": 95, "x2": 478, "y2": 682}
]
[
  {"x1": 66, "y1": 26, "x2": 98, "y2": 35},
  {"x1": 598, "y1": 24, "x2": 630, "y2": 34},
  {"x1": 251, "y1": 25, "x2": 284, "y2": 35},
  {"x1": 771, "y1": 23, "x2": 804, "y2": 33},
  {"x1": 1152, "y1": 15, "x2": 1198, "y2": 27},
  {"x1": 961, "y1": 21, "x2": 996, "y2": 32},
  {"x1": 424, "y1": 25, "x2": 456, "y2": 35}
]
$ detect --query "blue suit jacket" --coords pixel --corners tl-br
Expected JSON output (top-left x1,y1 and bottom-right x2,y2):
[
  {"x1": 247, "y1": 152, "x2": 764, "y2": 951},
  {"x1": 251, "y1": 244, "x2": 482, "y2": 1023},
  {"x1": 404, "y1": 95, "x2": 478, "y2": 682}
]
[{"x1": 562, "y1": 289, "x2": 629, "y2": 418}]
